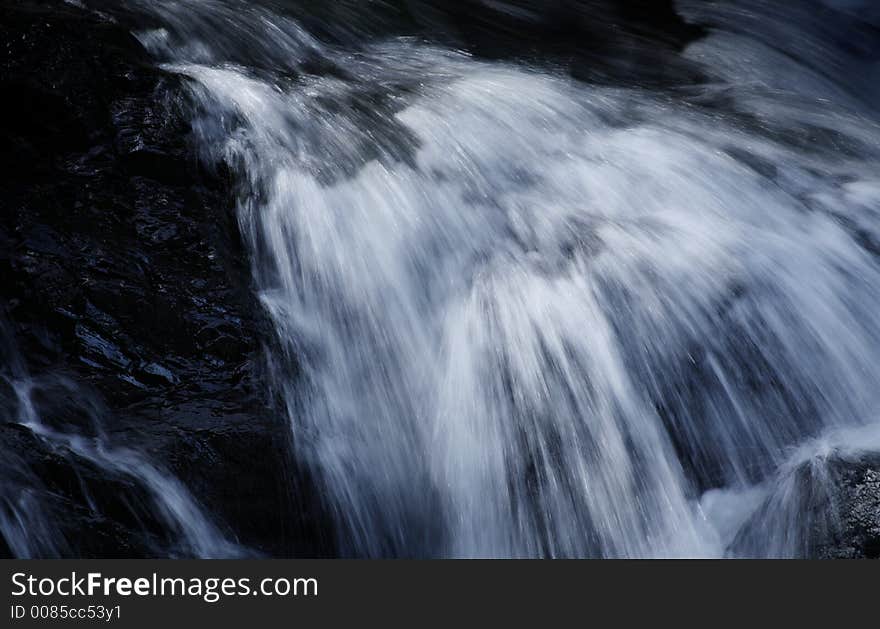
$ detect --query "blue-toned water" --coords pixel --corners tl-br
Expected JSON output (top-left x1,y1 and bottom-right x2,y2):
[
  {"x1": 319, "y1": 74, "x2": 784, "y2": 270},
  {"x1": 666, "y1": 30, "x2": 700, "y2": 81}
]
[{"x1": 6, "y1": 0, "x2": 880, "y2": 557}]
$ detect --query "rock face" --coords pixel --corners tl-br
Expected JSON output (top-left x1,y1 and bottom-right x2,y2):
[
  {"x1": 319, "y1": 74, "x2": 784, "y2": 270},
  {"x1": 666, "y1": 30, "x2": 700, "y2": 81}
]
[
  {"x1": 816, "y1": 457, "x2": 880, "y2": 559},
  {"x1": 730, "y1": 453, "x2": 880, "y2": 559},
  {"x1": 0, "y1": 0, "x2": 328, "y2": 558}
]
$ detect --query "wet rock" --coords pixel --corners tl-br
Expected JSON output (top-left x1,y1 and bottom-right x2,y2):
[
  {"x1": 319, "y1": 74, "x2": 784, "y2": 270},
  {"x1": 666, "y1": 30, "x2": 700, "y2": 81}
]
[
  {"x1": 0, "y1": 0, "x2": 326, "y2": 557},
  {"x1": 731, "y1": 453, "x2": 880, "y2": 558},
  {"x1": 0, "y1": 422, "x2": 161, "y2": 558},
  {"x1": 816, "y1": 457, "x2": 880, "y2": 559}
]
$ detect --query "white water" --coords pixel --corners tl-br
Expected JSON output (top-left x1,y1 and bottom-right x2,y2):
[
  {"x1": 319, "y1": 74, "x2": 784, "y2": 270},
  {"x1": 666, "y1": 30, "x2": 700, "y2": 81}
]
[
  {"x1": 110, "y1": 0, "x2": 880, "y2": 556},
  {"x1": 0, "y1": 323, "x2": 240, "y2": 558}
]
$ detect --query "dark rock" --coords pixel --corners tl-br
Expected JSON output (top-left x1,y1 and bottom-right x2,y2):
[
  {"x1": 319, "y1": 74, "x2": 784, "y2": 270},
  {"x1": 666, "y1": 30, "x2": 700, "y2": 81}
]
[
  {"x1": 816, "y1": 457, "x2": 880, "y2": 559},
  {"x1": 0, "y1": 0, "x2": 326, "y2": 557},
  {"x1": 731, "y1": 452, "x2": 880, "y2": 559}
]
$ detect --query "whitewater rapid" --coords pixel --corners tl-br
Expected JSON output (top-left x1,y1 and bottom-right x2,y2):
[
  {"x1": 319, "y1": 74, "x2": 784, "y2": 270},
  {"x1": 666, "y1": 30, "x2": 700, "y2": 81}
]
[{"x1": 34, "y1": 0, "x2": 880, "y2": 557}]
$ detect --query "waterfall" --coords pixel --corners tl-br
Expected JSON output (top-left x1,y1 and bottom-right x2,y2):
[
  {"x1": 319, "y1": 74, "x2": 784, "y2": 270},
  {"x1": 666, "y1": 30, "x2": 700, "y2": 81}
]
[{"x1": 25, "y1": 0, "x2": 880, "y2": 557}]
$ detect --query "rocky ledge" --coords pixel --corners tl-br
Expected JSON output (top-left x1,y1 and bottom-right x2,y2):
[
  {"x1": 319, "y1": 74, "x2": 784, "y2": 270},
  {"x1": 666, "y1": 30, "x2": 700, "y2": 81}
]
[{"x1": 0, "y1": 0, "x2": 328, "y2": 557}]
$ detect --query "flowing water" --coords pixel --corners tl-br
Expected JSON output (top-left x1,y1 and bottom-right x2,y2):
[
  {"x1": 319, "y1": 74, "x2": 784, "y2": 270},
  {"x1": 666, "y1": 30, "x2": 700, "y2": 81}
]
[
  {"x1": 0, "y1": 320, "x2": 241, "y2": 558},
  {"x1": 7, "y1": 0, "x2": 880, "y2": 557}
]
